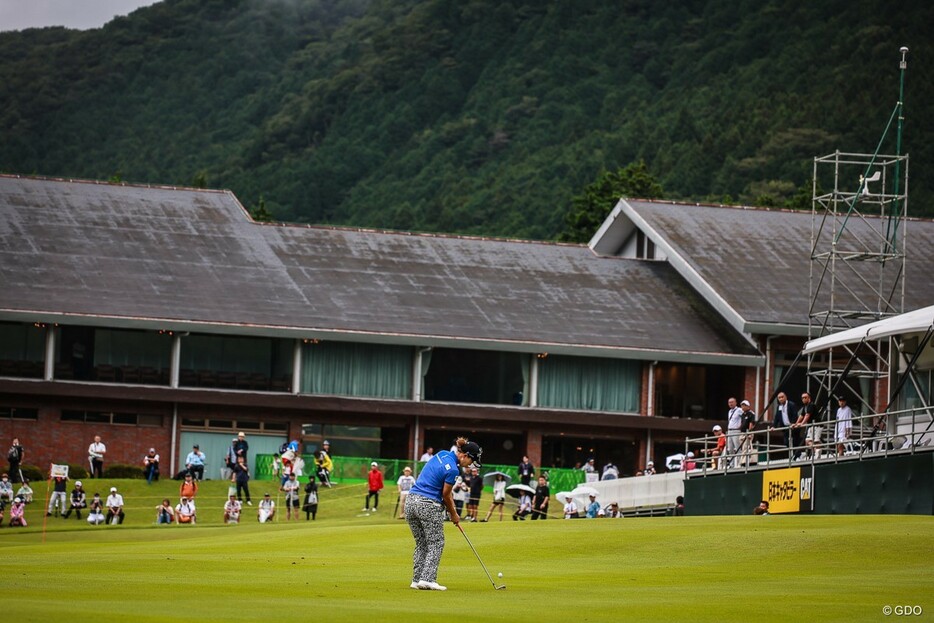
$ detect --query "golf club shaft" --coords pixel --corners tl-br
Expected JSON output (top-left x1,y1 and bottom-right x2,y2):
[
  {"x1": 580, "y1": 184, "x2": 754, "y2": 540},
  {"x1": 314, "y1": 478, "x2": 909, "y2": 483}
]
[{"x1": 457, "y1": 523, "x2": 504, "y2": 589}]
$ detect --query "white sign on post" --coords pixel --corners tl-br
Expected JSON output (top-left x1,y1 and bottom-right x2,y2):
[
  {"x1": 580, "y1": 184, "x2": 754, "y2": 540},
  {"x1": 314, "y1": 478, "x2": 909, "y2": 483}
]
[{"x1": 50, "y1": 464, "x2": 70, "y2": 478}]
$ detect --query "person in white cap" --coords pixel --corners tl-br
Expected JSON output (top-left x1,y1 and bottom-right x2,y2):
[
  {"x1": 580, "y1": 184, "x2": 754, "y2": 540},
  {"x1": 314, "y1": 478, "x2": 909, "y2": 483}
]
[
  {"x1": 63, "y1": 480, "x2": 87, "y2": 520},
  {"x1": 143, "y1": 447, "x2": 160, "y2": 485},
  {"x1": 363, "y1": 462, "x2": 384, "y2": 511},
  {"x1": 315, "y1": 441, "x2": 333, "y2": 488},
  {"x1": 725, "y1": 398, "x2": 744, "y2": 468},
  {"x1": 738, "y1": 399, "x2": 757, "y2": 466},
  {"x1": 702, "y1": 425, "x2": 727, "y2": 469},
  {"x1": 396, "y1": 466, "x2": 415, "y2": 519},
  {"x1": 642, "y1": 461, "x2": 655, "y2": 476},
  {"x1": 105, "y1": 487, "x2": 125, "y2": 524}
]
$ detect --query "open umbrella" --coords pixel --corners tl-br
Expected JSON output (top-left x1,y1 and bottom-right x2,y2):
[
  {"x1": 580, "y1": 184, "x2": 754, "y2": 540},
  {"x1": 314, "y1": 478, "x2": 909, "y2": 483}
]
[
  {"x1": 554, "y1": 491, "x2": 575, "y2": 503},
  {"x1": 505, "y1": 483, "x2": 535, "y2": 498},
  {"x1": 482, "y1": 471, "x2": 512, "y2": 486},
  {"x1": 572, "y1": 485, "x2": 599, "y2": 498}
]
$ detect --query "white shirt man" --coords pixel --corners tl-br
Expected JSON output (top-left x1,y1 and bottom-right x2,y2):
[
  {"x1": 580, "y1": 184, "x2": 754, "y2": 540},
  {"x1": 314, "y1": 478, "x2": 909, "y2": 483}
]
[
  {"x1": 396, "y1": 468, "x2": 416, "y2": 519},
  {"x1": 258, "y1": 495, "x2": 275, "y2": 523},
  {"x1": 563, "y1": 497, "x2": 579, "y2": 519},
  {"x1": 88, "y1": 436, "x2": 106, "y2": 477},
  {"x1": 176, "y1": 497, "x2": 196, "y2": 524},
  {"x1": 725, "y1": 398, "x2": 744, "y2": 468},
  {"x1": 105, "y1": 488, "x2": 124, "y2": 524},
  {"x1": 835, "y1": 397, "x2": 853, "y2": 456},
  {"x1": 224, "y1": 495, "x2": 242, "y2": 524}
]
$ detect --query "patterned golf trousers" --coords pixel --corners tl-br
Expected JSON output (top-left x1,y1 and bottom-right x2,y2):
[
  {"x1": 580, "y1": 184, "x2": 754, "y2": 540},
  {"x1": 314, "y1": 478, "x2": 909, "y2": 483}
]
[{"x1": 405, "y1": 493, "x2": 446, "y2": 583}]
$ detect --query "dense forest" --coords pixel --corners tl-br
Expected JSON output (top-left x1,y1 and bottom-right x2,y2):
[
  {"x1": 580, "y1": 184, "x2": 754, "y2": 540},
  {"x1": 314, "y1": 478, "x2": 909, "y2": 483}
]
[{"x1": 1, "y1": 0, "x2": 932, "y2": 240}]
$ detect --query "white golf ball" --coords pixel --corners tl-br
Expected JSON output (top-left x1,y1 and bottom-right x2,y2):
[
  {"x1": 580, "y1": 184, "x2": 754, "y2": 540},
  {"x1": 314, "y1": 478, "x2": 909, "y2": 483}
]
[{"x1": 497, "y1": 572, "x2": 503, "y2": 578}]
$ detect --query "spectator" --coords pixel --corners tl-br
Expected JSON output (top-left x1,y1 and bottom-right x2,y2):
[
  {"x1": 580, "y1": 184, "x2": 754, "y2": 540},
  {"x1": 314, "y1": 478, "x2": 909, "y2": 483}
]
[
  {"x1": 15, "y1": 479, "x2": 33, "y2": 504},
  {"x1": 234, "y1": 432, "x2": 249, "y2": 464},
  {"x1": 739, "y1": 400, "x2": 757, "y2": 465},
  {"x1": 258, "y1": 492, "x2": 275, "y2": 523},
  {"x1": 517, "y1": 455, "x2": 534, "y2": 486},
  {"x1": 419, "y1": 447, "x2": 434, "y2": 462},
  {"x1": 105, "y1": 487, "x2": 125, "y2": 525},
  {"x1": 465, "y1": 466, "x2": 483, "y2": 522},
  {"x1": 481, "y1": 473, "x2": 507, "y2": 522},
  {"x1": 143, "y1": 448, "x2": 160, "y2": 484},
  {"x1": 179, "y1": 472, "x2": 198, "y2": 500},
  {"x1": 770, "y1": 392, "x2": 799, "y2": 461},
  {"x1": 87, "y1": 493, "x2": 105, "y2": 525},
  {"x1": 452, "y1": 474, "x2": 468, "y2": 517},
  {"x1": 601, "y1": 462, "x2": 620, "y2": 480},
  {"x1": 563, "y1": 494, "x2": 579, "y2": 519},
  {"x1": 725, "y1": 397, "x2": 743, "y2": 468},
  {"x1": 176, "y1": 497, "x2": 196, "y2": 524},
  {"x1": 302, "y1": 480, "x2": 318, "y2": 521},
  {"x1": 231, "y1": 456, "x2": 252, "y2": 506},
  {"x1": 0, "y1": 473, "x2": 13, "y2": 505},
  {"x1": 835, "y1": 396, "x2": 853, "y2": 457},
  {"x1": 62, "y1": 480, "x2": 87, "y2": 520},
  {"x1": 155, "y1": 498, "x2": 175, "y2": 524},
  {"x1": 9, "y1": 496, "x2": 26, "y2": 527},
  {"x1": 315, "y1": 441, "x2": 333, "y2": 488},
  {"x1": 585, "y1": 494, "x2": 601, "y2": 518},
  {"x1": 642, "y1": 461, "x2": 655, "y2": 476},
  {"x1": 185, "y1": 444, "x2": 206, "y2": 481},
  {"x1": 531, "y1": 476, "x2": 550, "y2": 520},
  {"x1": 754, "y1": 500, "x2": 771, "y2": 515},
  {"x1": 605, "y1": 502, "x2": 621, "y2": 518},
  {"x1": 88, "y1": 435, "x2": 106, "y2": 478},
  {"x1": 702, "y1": 425, "x2": 727, "y2": 469},
  {"x1": 222, "y1": 437, "x2": 238, "y2": 481},
  {"x1": 7, "y1": 437, "x2": 24, "y2": 483},
  {"x1": 512, "y1": 491, "x2": 532, "y2": 520},
  {"x1": 795, "y1": 392, "x2": 821, "y2": 459},
  {"x1": 396, "y1": 466, "x2": 416, "y2": 520},
  {"x1": 46, "y1": 474, "x2": 68, "y2": 517},
  {"x1": 271, "y1": 453, "x2": 282, "y2": 482},
  {"x1": 224, "y1": 494, "x2": 242, "y2": 524},
  {"x1": 681, "y1": 452, "x2": 697, "y2": 471},
  {"x1": 363, "y1": 462, "x2": 384, "y2": 512},
  {"x1": 674, "y1": 495, "x2": 685, "y2": 516},
  {"x1": 280, "y1": 472, "x2": 301, "y2": 521},
  {"x1": 581, "y1": 458, "x2": 596, "y2": 474}
]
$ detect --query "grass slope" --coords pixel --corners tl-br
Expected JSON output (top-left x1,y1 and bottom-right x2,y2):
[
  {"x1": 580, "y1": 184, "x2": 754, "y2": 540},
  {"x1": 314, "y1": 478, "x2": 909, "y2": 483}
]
[{"x1": 1, "y1": 478, "x2": 931, "y2": 622}]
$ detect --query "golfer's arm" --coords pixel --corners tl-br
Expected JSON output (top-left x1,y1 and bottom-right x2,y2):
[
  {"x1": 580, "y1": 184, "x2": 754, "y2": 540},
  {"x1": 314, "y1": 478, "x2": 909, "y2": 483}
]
[{"x1": 441, "y1": 482, "x2": 459, "y2": 524}]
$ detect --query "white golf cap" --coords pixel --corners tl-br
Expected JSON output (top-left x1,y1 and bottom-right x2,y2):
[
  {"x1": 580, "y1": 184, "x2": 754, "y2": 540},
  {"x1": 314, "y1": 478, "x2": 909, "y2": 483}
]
[
  {"x1": 75, "y1": 481, "x2": 82, "y2": 487},
  {"x1": 647, "y1": 461, "x2": 654, "y2": 466},
  {"x1": 687, "y1": 452, "x2": 695, "y2": 458},
  {"x1": 110, "y1": 487, "x2": 117, "y2": 492},
  {"x1": 740, "y1": 400, "x2": 750, "y2": 406},
  {"x1": 371, "y1": 461, "x2": 378, "y2": 467},
  {"x1": 713, "y1": 425, "x2": 722, "y2": 431}
]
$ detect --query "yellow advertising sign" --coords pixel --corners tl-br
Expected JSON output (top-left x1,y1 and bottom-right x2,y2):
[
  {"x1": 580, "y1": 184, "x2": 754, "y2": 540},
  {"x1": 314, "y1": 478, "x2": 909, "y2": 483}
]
[{"x1": 762, "y1": 467, "x2": 809, "y2": 513}]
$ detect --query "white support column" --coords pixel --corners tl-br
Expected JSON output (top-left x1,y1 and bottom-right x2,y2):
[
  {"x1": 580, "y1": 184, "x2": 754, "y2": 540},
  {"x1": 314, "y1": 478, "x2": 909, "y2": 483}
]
[
  {"x1": 529, "y1": 355, "x2": 540, "y2": 407},
  {"x1": 647, "y1": 361, "x2": 657, "y2": 416},
  {"x1": 646, "y1": 429, "x2": 653, "y2": 465},
  {"x1": 412, "y1": 348, "x2": 423, "y2": 401},
  {"x1": 44, "y1": 325, "x2": 55, "y2": 380},
  {"x1": 170, "y1": 334, "x2": 181, "y2": 388},
  {"x1": 292, "y1": 339, "x2": 303, "y2": 395}
]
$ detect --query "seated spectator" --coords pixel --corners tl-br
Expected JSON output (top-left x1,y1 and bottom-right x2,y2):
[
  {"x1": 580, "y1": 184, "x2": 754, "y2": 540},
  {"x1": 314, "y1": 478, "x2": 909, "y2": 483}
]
[
  {"x1": 601, "y1": 462, "x2": 619, "y2": 480},
  {"x1": 512, "y1": 492, "x2": 532, "y2": 521},
  {"x1": 16, "y1": 479, "x2": 33, "y2": 504},
  {"x1": 754, "y1": 500, "x2": 770, "y2": 515},
  {"x1": 155, "y1": 498, "x2": 175, "y2": 524},
  {"x1": 185, "y1": 444, "x2": 206, "y2": 481},
  {"x1": 563, "y1": 494, "x2": 579, "y2": 519},
  {"x1": 105, "y1": 487, "x2": 125, "y2": 525},
  {"x1": 87, "y1": 493, "x2": 105, "y2": 525},
  {"x1": 681, "y1": 452, "x2": 697, "y2": 471},
  {"x1": 62, "y1": 480, "x2": 87, "y2": 520},
  {"x1": 143, "y1": 448, "x2": 160, "y2": 484},
  {"x1": 258, "y1": 493, "x2": 275, "y2": 523},
  {"x1": 176, "y1": 497, "x2": 196, "y2": 524},
  {"x1": 0, "y1": 473, "x2": 13, "y2": 504},
  {"x1": 702, "y1": 425, "x2": 727, "y2": 469},
  {"x1": 644, "y1": 460, "x2": 656, "y2": 475},
  {"x1": 224, "y1": 494, "x2": 242, "y2": 524},
  {"x1": 585, "y1": 494, "x2": 601, "y2": 518},
  {"x1": 9, "y1": 496, "x2": 26, "y2": 527},
  {"x1": 605, "y1": 502, "x2": 621, "y2": 518}
]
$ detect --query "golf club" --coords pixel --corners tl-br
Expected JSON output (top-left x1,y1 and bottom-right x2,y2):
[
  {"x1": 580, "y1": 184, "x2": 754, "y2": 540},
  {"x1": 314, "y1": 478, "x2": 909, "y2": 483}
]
[{"x1": 456, "y1": 523, "x2": 506, "y2": 590}]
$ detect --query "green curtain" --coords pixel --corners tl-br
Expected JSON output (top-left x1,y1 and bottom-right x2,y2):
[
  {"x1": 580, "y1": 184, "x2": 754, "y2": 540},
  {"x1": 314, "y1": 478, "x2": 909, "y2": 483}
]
[
  {"x1": 93, "y1": 329, "x2": 171, "y2": 367},
  {"x1": 0, "y1": 323, "x2": 45, "y2": 361},
  {"x1": 302, "y1": 341, "x2": 412, "y2": 399},
  {"x1": 181, "y1": 335, "x2": 272, "y2": 373},
  {"x1": 537, "y1": 355, "x2": 641, "y2": 413}
]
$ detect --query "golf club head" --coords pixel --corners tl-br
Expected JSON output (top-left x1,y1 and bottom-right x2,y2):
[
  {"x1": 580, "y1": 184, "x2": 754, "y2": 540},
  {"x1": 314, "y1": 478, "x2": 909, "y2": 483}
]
[{"x1": 495, "y1": 584, "x2": 506, "y2": 590}]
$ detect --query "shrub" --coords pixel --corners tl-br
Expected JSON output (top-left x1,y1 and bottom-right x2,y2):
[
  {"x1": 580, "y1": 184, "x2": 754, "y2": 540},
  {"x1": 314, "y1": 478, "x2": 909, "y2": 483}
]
[
  {"x1": 103, "y1": 463, "x2": 145, "y2": 479},
  {"x1": 67, "y1": 464, "x2": 89, "y2": 479},
  {"x1": 17, "y1": 464, "x2": 45, "y2": 482}
]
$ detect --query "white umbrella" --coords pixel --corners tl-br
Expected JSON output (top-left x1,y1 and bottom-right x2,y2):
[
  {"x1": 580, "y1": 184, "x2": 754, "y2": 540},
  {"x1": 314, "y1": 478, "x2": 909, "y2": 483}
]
[
  {"x1": 555, "y1": 491, "x2": 575, "y2": 502},
  {"x1": 482, "y1": 471, "x2": 512, "y2": 486},
  {"x1": 505, "y1": 483, "x2": 535, "y2": 498},
  {"x1": 572, "y1": 485, "x2": 599, "y2": 498}
]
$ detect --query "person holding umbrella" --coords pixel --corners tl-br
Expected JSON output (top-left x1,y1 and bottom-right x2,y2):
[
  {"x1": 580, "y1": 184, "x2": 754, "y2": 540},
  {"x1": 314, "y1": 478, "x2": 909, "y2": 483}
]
[
  {"x1": 480, "y1": 472, "x2": 508, "y2": 522},
  {"x1": 404, "y1": 436, "x2": 482, "y2": 591}
]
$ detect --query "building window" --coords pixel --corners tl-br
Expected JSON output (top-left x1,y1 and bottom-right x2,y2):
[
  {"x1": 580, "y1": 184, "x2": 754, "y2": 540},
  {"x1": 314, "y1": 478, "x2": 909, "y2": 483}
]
[
  {"x1": 60, "y1": 410, "x2": 160, "y2": 426},
  {"x1": 0, "y1": 407, "x2": 39, "y2": 420}
]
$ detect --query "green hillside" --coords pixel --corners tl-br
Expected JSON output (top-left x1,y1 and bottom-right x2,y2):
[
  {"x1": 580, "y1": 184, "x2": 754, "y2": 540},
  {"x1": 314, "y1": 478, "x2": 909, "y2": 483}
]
[{"x1": 1, "y1": 0, "x2": 931, "y2": 239}]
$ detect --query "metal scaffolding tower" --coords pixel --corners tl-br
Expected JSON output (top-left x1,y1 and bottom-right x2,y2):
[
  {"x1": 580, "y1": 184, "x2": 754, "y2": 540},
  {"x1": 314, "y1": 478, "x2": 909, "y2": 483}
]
[{"x1": 807, "y1": 47, "x2": 910, "y2": 416}]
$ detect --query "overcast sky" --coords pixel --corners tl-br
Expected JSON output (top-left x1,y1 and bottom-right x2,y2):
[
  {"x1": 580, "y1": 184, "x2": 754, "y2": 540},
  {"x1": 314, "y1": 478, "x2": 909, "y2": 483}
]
[{"x1": 0, "y1": 0, "x2": 162, "y2": 32}]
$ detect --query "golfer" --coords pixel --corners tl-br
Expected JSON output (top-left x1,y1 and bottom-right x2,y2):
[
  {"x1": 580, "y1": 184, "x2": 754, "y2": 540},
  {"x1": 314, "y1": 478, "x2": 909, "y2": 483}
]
[{"x1": 404, "y1": 436, "x2": 482, "y2": 591}]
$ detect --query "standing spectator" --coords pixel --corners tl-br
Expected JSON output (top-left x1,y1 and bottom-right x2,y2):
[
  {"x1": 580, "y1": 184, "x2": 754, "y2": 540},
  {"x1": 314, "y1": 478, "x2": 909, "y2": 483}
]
[
  {"x1": 62, "y1": 480, "x2": 87, "y2": 520},
  {"x1": 512, "y1": 491, "x2": 532, "y2": 520},
  {"x1": 155, "y1": 498, "x2": 175, "y2": 524},
  {"x1": 46, "y1": 473, "x2": 68, "y2": 517},
  {"x1": 179, "y1": 472, "x2": 198, "y2": 501},
  {"x1": 7, "y1": 437, "x2": 24, "y2": 483},
  {"x1": 88, "y1": 435, "x2": 106, "y2": 478},
  {"x1": 280, "y1": 472, "x2": 301, "y2": 521},
  {"x1": 257, "y1": 492, "x2": 276, "y2": 523},
  {"x1": 271, "y1": 453, "x2": 283, "y2": 482},
  {"x1": 234, "y1": 432, "x2": 249, "y2": 464},
  {"x1": 222, "y1": 437, "x2": 238, "y2": 481},
  {"x1": 143, "y1": 448, "x2": 160, "y2": 485},
  {"x1": 105, "y1": 487, "x2": 125, "y2": 524},
  {"x1": 465, "y1": 466, "x2": 483, "y2": 522},
  {"x1": 0, "y1": 473, "x2": 13, "y2": 505},
  {"x1": 517, "y1": 455, "x2": 534, "y2": 487},
  {"x1": 396, "y1": 466, "x2": 416, "y2": 520},
  {"x1": 315, "y1": 441, "x2": 333, "y2": 488},
  {"x1": 770, "y1": 392, "x2": 800, "y2": 461},
  {"x1": 481, "y1": 473, "x2": 507, "y2": 522},
  {"x1": 531, "y1": 475, "x2": 550, "y2": 520},
  {"x1": 403, "y1": 436, "x2": 481, "y2": 591},
  {"x1": 795, "y1": 392, "x2": 821, "y2": 459},
  {"x1": 739, "y1": 400, "x2": 757, "y2": 465},
  {"x1": 835, "y1": 396, "x2": 853, "y2": 457},
  {"x1": 224, "y1": 494, "x2": 242, "y2": 524},
  {"x1": 87, "y1": 493, "x2": 105, "y2": 525},
  {"x1": 175, "y1": 497, "x2": 196, "y2": 524},
  {"x1": 674, "y1": 495, "x2": 685, "y2": 516},
  {"x1": 185, "y1": 444, "x2": 206, "y2": 481},
  {"x1": 563, "y1": 494, "x2": 579, "y2": 519},
  {"x1": 15, "y1": 479, "x2": 33, "y2": 504},
  {"x1": 419, "y1": 447, "x2": 434, "y2": 462},
  {"x1": 302, "y1": 480, "x2": 319, "y2": 521},
  {"x1": 725, "y1": 398, "x2": 743, "y2": 468},
  {"x1": 702, "y1": 425, "x2": 727, "y2": 469},
  {"x1": 232, "y1": 456, "x2": 252, "y2": 506},
  {"x1": 363, "y1": 462, "x2": 384, "y2": 512},
  {"x1": 9, "y1": 496, "x2": 26, "y2": 527},
  {"x1": 452, "y1": 474, "x2": 468, "y2": 517}
]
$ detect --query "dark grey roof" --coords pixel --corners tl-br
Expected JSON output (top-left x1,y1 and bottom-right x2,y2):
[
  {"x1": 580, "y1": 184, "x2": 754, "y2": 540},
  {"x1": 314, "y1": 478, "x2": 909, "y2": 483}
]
[
  {"x1": 0, "y1": 176, "x2": 759, "y2": 363},
  {"x1": 617, "y1": 200, "x2": 934, "y2": 332}
]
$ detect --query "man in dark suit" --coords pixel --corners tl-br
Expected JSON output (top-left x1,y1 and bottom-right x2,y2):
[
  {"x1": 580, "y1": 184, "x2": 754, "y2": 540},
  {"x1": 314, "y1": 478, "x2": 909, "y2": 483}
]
[{"x1": 770, "y1": 392, "x2": 799, "y2": 460}]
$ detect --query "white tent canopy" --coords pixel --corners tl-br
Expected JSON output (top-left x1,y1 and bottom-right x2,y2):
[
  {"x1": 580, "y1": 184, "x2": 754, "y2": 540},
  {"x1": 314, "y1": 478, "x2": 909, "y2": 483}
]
[{"x1": 803, "y1": 305, "x2": 934, "y2": 354}]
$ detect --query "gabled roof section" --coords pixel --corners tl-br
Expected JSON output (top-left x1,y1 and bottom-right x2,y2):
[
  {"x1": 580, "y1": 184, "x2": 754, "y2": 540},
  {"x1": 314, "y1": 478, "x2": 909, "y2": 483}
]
[
  {"x1": 592, "y1": 199, "x2": 934, "y2": 336},
  {"x1": 0, "y1": 176, "x2": 760, "y2": 364}
]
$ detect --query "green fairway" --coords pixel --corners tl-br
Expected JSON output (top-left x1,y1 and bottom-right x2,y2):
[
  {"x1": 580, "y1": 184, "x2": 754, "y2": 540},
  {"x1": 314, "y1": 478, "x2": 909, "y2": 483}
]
[{"x1": 1, "y1": 478, "x2": 930, "y2": 622}]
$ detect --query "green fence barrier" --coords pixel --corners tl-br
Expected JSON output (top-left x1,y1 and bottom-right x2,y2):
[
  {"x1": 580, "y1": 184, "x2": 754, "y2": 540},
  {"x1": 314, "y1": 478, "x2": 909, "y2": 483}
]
[{"x1": 255, "y1": 454, "x2": 586, "y2": 494}]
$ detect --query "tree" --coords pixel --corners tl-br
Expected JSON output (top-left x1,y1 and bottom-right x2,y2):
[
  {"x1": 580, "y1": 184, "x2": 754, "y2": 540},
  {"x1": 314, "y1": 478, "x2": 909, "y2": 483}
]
[
  {"x1": 557, "y1": 160, "x2": 663, "y2": 243},
  {"x1": 251, "y1": 196, "x2": 274, "y2": 222}
]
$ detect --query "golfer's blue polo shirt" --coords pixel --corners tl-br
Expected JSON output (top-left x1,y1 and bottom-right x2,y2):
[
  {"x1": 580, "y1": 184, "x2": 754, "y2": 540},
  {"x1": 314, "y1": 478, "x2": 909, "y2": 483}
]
[{"x1": 409, "y1": 450, "x2": 459, "y2": 502}]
